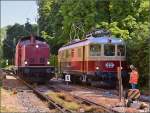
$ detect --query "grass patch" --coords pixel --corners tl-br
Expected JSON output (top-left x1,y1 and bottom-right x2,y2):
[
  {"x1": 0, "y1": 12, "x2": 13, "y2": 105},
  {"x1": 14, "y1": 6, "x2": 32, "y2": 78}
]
[
  {"x1": 0, "y1": 106, "x2": 18, "y2": 112},
  {"x1": 0, "y1": 106, "x2": 9, "y2": 112},
  {"x1": 48, "y1": 92, "x2": 80, "y2": 111},
  {"x1": 48, "y1": 92, "x2": 104, "y2": 112}
]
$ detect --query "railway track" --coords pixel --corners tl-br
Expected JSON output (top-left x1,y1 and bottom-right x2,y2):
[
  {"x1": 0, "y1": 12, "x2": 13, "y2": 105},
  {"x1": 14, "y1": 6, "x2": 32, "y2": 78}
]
[
  {"x1": 47, "y1": 85, "x2": 120, "y2": 113},
  {"x1": 2, "y1": 69, "x2": 149, "y2": 112},
  {"x1": 2, "y1": 69, "x2": 120, "y2": 112},
  {"x1": 48, "y1": 80, "x2": 150, "y2": 113},
  {"x1": 2, "y1": 69, "x2": 73, "y2": 113},
  {"x1": 22, "y1": 80, "x2": 73, "y2": 113}
]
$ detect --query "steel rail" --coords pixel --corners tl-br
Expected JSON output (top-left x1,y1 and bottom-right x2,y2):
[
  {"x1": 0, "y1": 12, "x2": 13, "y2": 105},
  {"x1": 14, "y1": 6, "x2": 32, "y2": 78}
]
[
  {"x1": 22, "y1": 80, "x2": 73, "y2": 113},
  {"x1": 47, "y1": 85, "x2": 120, "y2": 113},
  {"x1": 2, "y1": 69, "x2": 73, "y2": 113}
]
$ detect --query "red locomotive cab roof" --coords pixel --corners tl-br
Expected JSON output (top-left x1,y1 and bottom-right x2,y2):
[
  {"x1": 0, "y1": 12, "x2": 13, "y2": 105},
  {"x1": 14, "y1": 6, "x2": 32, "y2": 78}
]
[{"x1": 17, "y1": 35, "x2": 49, "y2": 48}]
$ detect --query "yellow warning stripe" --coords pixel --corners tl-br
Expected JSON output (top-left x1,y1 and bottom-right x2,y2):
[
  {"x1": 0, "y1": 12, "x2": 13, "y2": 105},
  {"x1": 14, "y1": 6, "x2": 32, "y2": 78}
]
[
  {"x1": 128, "y1": 90, "x2": 132, "y2": 97},
  {"x1": 134, "y1": 93, "x2": 140, "y2": 99},
  {"x1": 128, "y1": 89, "x2": 140, "y2": 99},
  {"x1": 130, "y1": 91, "x2": 140, "y2": 99},
  {"x1": 128, "y1": 90, "x2": 135, "y2": 97},
  {"x1": 129, "y1": 90, "x2": 137, "y2": 98}
]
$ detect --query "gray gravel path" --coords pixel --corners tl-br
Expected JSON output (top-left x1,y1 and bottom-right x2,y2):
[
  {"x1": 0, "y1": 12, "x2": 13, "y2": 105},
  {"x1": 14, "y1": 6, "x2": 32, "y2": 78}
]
[{"x1": 17, "y1": 91, "x2": 50, "y2": 112}]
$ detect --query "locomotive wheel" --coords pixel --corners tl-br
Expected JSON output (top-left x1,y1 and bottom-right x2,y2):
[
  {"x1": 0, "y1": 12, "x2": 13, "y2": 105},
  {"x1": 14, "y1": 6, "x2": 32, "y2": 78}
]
[
  {"x1": 71, "y1": 75, "x2": 81, "y2": 84},
  {"x1": 80, "y1": 74, "x2": 87, "y2": 83},
  {"x1": 86, "y1": 78, "x2": 92, "y2": 85}
]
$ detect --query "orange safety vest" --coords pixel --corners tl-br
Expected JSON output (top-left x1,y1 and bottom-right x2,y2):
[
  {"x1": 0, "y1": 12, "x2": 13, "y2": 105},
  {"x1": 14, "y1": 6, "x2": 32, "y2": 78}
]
[{"x1": 129, "y1": 70, "x2": 139, "y2": 84}]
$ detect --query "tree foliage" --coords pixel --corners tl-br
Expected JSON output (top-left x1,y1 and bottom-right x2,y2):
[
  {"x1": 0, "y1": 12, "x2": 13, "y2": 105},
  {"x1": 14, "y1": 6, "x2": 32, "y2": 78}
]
[
  {"x1": 0, "y1": 28, "x2": 6, "y2": 58},
  {"x1": 2, "y1": 22, "x2": 37, "y2": 65}
]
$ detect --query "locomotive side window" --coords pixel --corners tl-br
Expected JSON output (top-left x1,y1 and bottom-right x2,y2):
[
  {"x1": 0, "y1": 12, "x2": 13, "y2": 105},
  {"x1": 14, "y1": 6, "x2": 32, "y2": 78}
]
[
  {"x1": 60, "y1": 51, "x2": 63, "y2": 59},
  {"x1": 90, "y1": 44, "x2": 101, "y2": 56},
  {"x1": 78, "y1": 48, "x2": 81, "y2": 57},
  {"x1": 65, "y1": 50, "x2": 68, "y2": 58},
  {"x1": 69, "y1": 49, "x2": 71, "y2": 58},
  {"x1": 104, "y1": 44, "x2": 115, "y2": 56},
  {"x1": 117, "y1": 45, "x2": 125, "y2": 56},
  {"x1": 66, "y1": 50, "x2": 71, "y2": 58},
  {"x1": 62, "y1": 51, "x2": 65, "y2": 58},
  {"x1": 71, "y1": 49, "x2": 74, "y2": 57},
  {"x1": 61, "y1": 51, "x2": 64, "y2": 58}
]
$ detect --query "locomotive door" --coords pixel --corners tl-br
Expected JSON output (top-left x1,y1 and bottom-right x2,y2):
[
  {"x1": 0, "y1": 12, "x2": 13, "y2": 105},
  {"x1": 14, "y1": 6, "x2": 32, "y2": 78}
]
[
  {"x1": 18, "y1": 48, "x2": 21, "y2": 66},
  {"x1": 82, "y1": 46, "x2": 85, "y2": 73}
]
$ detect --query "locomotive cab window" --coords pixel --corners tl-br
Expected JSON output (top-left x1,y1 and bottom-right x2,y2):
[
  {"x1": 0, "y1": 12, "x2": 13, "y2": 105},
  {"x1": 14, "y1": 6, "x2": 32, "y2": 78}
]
[
  {"x1": 71, "y1": 49, "x2": 74, "y2": 57},
  {"x1": 78, "y1": 48, "x2": 81, "y2": 57},
  {"x1": 117, "y1": 45, "x2": 125, "y2": 56},
  {"x1": 104, "y1": 44, "x2": 115, "y2": 56},
  {"x1": 66, "y1": 50, "x2": 71, "y2": 58},
  {"x1": 90, "y1": 44, "x2": 101, "y2": 56}
]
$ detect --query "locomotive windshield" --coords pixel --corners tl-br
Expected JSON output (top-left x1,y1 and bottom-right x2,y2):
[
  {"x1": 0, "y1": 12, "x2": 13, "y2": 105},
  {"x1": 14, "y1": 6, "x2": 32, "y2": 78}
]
[
  {"x1": 117, "y1": 45, "x2": 125, "y2": 56},
  {"x1": 90, "y1": 44, "x2": 101, "y2": 56},
  {"x1": 104, "y1": 44, "x2": 115, "y2": 56}
]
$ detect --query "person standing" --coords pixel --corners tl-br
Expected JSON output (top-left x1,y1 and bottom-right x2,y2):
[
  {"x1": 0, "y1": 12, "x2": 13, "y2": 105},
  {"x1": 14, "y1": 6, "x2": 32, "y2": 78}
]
[{"x1": 129, "y1": 65, "x2": 139, "y2": 89}]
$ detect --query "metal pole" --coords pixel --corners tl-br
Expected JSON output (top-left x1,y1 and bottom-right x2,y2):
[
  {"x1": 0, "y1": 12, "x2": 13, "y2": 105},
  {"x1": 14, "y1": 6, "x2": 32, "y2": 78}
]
[
  {"x1": 117, "y1": 51, "x2": 123, "y2": 103},
  {"x1": 119, "y1": 51, "x2": 123, "y2": 102}
]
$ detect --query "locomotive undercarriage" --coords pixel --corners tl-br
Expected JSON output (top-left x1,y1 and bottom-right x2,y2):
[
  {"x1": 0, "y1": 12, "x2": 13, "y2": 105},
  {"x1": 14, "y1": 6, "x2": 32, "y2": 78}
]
[
  {"x1": 16, "y1": 66, "x2": 55, "y2": 83},
  {"x1": 62, "y1": 70, "x2": 129, "y2": 88}
]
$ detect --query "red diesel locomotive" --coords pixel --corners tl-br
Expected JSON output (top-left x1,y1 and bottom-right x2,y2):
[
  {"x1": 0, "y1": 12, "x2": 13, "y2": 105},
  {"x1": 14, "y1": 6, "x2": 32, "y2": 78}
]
[
  {"x1": 58, "y1": 30, "x2": 129, "y2": 87},
  {"x1": 14, "y1": 35, "x2": 55, "y2": 83}
]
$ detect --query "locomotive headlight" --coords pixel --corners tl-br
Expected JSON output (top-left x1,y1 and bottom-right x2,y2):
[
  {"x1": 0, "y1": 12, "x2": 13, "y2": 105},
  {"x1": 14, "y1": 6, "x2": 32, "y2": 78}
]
[
  {"x1": 35, "y1": 45, "x2": 39, "y2": 48},
  {"x1": 47, "y1": 61, "x2": 50, "y2": 65},
  {"x1": 96, "y1": 67, "x2": 99, "y2": 70},
  {"x1": 24, "y1": 61, "x2": 28, "y2": 65}
]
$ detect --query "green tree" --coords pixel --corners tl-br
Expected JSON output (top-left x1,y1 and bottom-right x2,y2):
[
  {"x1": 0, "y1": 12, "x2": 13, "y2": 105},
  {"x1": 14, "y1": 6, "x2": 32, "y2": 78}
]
[
  {"x1": 0, "y1": 28, "x2": 6, "y2": 58},
  {"x1": 3, "y1": 24, "x2": 24, "y2": 61},
  {"x1": 2, "y1": 22, "x2": 37, "y2": 64},
  {"x1": 38, "y1": 0, "x2": 64, "y2": 54},
  {"x1": 61, "y1": 0, "x2": 96, "y2": 39},
  {"x1": 110, "y1": 0, "x2": 141, "y2": 22}
]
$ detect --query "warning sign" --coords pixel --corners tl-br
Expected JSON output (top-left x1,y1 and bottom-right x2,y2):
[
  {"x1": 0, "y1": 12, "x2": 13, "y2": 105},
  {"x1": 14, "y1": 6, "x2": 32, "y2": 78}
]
[
  {"x1": 65, "y1": 74, "x2": 71, "y2": 82},
  {"x1": 128, "y1": 89, "x2": 140, "y2": 100}
]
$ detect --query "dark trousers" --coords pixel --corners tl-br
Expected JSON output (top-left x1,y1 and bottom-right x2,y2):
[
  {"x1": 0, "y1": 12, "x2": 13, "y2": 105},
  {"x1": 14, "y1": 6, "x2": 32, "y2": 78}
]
[{"x1": 130, "y1": 83, "x2": 137, "y2": 89}]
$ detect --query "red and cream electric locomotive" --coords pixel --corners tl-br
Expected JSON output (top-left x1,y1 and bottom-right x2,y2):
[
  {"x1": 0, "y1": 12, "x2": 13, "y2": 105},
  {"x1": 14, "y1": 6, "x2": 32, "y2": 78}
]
[
  {"x1": 14, "y1": 35, "x2": 55, "y2": 83},
  {"x1": 58, "y1": 29, "x2": 129, "y2": 87}
]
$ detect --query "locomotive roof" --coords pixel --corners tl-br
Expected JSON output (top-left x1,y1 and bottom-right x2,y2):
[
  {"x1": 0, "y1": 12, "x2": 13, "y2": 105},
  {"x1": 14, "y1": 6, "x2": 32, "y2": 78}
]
[
  {"x1": 59, "y1": 36, "x2": 125, "y2": 51},
  {"x1": 17, "y1": 36, "x2": 48, "y2": 46},
  {"x1": 19, "y1": 36, "x2": 45, "y2": 42}
]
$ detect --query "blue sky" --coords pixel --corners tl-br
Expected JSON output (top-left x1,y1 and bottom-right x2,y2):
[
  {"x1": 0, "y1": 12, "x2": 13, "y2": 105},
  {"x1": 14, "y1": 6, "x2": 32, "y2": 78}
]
[{"x1": 1, "y1": 0, "x2": 38, "y2": 27}]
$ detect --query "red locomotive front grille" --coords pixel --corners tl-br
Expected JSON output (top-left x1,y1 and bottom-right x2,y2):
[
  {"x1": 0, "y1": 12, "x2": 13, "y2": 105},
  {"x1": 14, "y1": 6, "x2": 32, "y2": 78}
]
[{"x1": 25, "y1": 45, "x2": 49, "y2": 66}]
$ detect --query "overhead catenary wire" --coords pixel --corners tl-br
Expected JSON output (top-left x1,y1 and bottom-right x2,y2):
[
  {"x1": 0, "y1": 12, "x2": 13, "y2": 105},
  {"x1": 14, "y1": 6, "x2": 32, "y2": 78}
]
[{"x1": 69, "y1": 22, "x2": 85, "y2": 42}]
